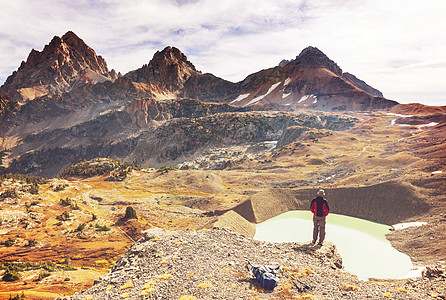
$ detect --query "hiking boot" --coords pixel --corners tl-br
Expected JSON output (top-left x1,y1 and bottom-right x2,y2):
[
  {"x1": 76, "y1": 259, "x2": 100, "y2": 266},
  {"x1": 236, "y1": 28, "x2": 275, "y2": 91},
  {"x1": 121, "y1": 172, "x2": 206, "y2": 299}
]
[
  {"x1": 312, "y1": 240, "x2": 316, "y2": 244},
  {"x1": 317, "y1": 242, "x2": 323, "y2": 246}
]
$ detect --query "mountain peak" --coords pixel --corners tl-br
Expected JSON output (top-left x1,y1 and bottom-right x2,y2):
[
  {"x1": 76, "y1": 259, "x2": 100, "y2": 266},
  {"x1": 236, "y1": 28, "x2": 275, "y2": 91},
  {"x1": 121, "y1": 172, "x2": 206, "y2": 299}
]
[
  {"x1": 152, "y1": 46, "x2": 197, "y2": 72},
  {"x1": 297, "y1": 46, "x2": 325, "y2": 57},
  {"x1": 62, "y1": 30, "x2": 79, "y2": 40},
  {"x1": 61, "y1": 31, "x2": 86, "y2": 48},
  {"x1": 290, "y1": 46, "x2": 342, "y2": 76},
  {"x1": 125, "y1": 46, "x2": 199, "y2": 92},
  {"x1": 1, "y1": 31, "x2": 116, "y2": 101}
]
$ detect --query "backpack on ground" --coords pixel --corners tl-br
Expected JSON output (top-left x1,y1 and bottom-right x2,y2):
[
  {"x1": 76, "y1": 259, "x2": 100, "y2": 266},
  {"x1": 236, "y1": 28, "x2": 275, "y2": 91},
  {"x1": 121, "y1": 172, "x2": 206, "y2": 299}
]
[{"x1": 246, "y1": 261, "x2": 279, "y2": 290}]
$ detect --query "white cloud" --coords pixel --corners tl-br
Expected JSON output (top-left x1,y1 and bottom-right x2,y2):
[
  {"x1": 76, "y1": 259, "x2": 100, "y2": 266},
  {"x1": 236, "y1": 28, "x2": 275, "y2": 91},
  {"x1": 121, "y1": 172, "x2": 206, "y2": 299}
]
[{"x1": 0, "y1": 0, "x2": 445, "y2": 106}]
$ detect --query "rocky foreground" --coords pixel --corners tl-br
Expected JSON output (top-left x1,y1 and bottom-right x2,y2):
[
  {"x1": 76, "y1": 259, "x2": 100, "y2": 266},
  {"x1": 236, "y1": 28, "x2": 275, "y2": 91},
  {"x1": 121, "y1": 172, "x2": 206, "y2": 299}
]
[{"x1": 58, "y1": 228, "x2": 445, "y2": 300}]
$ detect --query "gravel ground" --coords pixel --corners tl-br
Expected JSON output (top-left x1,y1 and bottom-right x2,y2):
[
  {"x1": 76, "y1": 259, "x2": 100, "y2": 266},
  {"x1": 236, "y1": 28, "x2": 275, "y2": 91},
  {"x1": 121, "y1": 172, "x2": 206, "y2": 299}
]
[{"x1": 58, "y1": 227, "x2": 445, "y2": 299}]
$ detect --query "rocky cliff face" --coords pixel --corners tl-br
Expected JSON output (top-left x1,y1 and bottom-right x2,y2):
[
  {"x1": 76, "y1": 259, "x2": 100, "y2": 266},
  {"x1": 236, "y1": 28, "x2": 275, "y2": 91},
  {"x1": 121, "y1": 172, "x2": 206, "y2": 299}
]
[
  {"x1": 0, "y1": 95, "x2": 19, "y2": 117},
  {"x1": 0, "y1": 31, "x2": 118, "y2": 101},
  {"x1": 7, "y1": 103, "x2": 357, "y2": 176},
  {"x1": 182, "y1": 72, "x2": 240, "y2": 102},
  {"x1": 0, "y1": 76, "x2": 154, "y2": 137}
]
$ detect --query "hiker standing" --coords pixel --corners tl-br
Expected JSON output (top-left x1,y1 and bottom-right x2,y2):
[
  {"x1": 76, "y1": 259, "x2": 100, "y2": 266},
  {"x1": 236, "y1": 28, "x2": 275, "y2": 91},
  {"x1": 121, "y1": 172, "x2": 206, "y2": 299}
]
[{"x1": 310, "y1": 189, "x2": 329, "y2": 246}]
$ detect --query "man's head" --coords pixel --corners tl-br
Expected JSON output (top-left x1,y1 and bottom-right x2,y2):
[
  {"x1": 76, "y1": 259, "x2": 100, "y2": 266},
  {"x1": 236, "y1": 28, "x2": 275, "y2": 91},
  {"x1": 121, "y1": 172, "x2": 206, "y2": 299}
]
[{"x1": 317, "y1": 189, "x2": 325, "y2": 197}]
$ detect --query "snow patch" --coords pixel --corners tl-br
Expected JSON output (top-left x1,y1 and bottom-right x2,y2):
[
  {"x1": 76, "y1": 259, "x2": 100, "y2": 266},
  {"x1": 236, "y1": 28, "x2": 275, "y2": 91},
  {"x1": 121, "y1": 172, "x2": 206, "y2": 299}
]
[
  {"x1": 244, "y1": 82, "x2": 281, "y2": 106},
  {"x1": 394, "y1": 121, "x2": 439, "y2": 129},
  {"x1": 418, "y1": 122, "x2": 439, "y2": 127},
  {"x1": 282, "y1": 92, "x2": 291, "y2": 99},
  {"x1": 284, "y1": 77, "x2": 292, "y2": 86},
  {"x1": 298, "y1": 95, "x2": 311, "y2": 103},
  {"x1": 230, "y1": 93, "x2": 250, "y2": 104},
  {"x1": 319, "y1": 174, "x2": 336, "y2": 182},
  {"x1": 386, "y1": 113, "x2": 413, "y2": 118},
  {"x1": 245, "y1": 94, "x2": 266, "y2": 106},
  {"x1": 392, "y1": 222, "x2": 427, "y2": 230},
  {"x1": 432, "y1": 170, "x2": 443, "y2": 174},
  {"x1": 265, "y1": 82, "x2": 281, "y2": 97},
  {"x1": 297, "y1": 94, "x2": 317, "y2": 104}
]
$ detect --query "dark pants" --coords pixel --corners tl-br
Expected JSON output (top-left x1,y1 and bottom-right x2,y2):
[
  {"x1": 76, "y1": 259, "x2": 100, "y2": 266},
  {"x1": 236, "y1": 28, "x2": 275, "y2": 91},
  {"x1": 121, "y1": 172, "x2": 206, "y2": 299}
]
[{"x1": 313, "y1": 215, "x2": 326, "y2": 243}]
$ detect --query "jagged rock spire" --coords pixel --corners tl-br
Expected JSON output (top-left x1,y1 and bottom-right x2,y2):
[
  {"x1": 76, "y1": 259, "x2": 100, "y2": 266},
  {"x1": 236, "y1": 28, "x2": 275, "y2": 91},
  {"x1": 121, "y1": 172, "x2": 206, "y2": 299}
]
[{"x1": 1, "y1": 31, "x2": 117, "y2": 101}]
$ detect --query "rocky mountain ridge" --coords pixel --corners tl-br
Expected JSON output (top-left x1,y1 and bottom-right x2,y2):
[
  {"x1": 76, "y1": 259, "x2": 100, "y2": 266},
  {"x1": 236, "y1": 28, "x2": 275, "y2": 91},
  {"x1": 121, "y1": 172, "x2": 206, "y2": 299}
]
[
  {"x1": 6, "y1": 99, "x2": 357, "y2": 176},
  {"x1": 0, "y1": 31, "x2": 118, "y2": 102},
  {"x1": 0, "y1": 31, "x2": 403, "y2": 176},
  {"x1": 1, "y1": 32, "x2": 396, "y2": 111}
]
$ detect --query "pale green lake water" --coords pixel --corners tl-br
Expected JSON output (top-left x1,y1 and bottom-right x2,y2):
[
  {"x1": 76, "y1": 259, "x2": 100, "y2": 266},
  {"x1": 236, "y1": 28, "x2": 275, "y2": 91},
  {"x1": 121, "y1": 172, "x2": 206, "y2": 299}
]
[{"x1": 254, "y1": 210, "x2": 413, "y2": 280}]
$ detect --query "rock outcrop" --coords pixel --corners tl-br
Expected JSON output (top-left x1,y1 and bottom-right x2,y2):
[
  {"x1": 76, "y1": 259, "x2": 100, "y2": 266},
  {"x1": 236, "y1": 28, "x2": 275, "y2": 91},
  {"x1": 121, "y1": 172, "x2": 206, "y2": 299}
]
[
  {"x1": 0, "y1": 95, "x2": 19, "y2": 117},
  {"x1": 57, "y1": 227, "x2": 443, "y2": 300}
]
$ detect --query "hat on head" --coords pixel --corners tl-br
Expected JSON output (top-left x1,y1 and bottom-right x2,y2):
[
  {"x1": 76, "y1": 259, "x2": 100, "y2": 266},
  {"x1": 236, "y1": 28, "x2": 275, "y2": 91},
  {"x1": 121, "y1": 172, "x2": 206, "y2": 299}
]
[{"x1": 317, "y1": 189, "x2": 325, "y2": 196}]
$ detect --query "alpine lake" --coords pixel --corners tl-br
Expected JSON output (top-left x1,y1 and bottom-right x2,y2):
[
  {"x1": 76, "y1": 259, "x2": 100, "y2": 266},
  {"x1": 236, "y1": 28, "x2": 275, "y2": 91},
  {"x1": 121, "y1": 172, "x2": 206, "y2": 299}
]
[{"x1": 254, "y1": 211, "x2": 415, "y2": 281}]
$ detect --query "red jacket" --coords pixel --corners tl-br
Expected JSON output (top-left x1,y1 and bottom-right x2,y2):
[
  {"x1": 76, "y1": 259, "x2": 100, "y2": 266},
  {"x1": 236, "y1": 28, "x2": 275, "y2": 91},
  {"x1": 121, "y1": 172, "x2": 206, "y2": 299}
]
[{"x1": 310, "y1": 196, "x2": 329, "y2": 217}]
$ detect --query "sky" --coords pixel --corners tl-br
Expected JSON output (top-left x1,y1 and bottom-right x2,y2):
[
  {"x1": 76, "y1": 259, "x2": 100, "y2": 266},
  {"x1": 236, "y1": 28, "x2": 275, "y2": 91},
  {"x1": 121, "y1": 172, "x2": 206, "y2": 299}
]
[{"x1": 1, "y1": 0, "x2": 445, "y2": 106}]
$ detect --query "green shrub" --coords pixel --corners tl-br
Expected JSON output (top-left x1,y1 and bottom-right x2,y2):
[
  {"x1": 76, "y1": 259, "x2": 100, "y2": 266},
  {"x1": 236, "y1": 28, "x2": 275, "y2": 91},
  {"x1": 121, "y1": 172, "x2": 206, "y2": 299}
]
[
  {"x1": 2, "y1": 270, "x2": 21, "y2": 282},
  {"x1": 59, "y1": 198, "x2": 79, "y2": 210},
  {"x1": 60, "y1": 265, "x2": 77, "y2": 271},
  {"x1": 26, "y1": 239, "x2": 37, "y2": 247},
  {"x1": 124, "y1": 206, "x2": 137, "y2": 220},
  {"x1": 42, "y1": 261, "x2": 56, "y2": 272},
  {"x1": 157, "y1": 166, "x2": 176, "y2": 174},
  {"x1": 1, "y1": 237, "x2": 16, "y2": 247},
  {"x1": 0, "y1": 173, "x2": 47, "y2": 186},
  {"x1": 54, "y1": 184, "x2": 68, "y2": 191},
  {"x1": 57, "y1": 211, "x2": 70, "y2": 221},
  {"x1": 8, "y1": 292, "x2": 26, "y2": 300},
  {"x1": 75, "y1": 223, "x2": 86, "y2": 232},
  {"x1": 27, "y1": 183, "x2": 39, "y2": 194},
  {"x1": 0, "y1": 261, "x2": 76, "y2": 275},
  {"x1": 0, "y1": 189, "x2": 18, "y2": 199},
  {"x1": 95, "y1": 224, "x2": 111, "y2": 232},
  {"x1": 59, "y1": 158, "x2": 139, "y2": 179},
  {"x1": 37, "y1": 272, "x2": 50, "y2": 281},
  {"x1": 60, "y1": 197, "x2": 72, "y2": 206}
]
